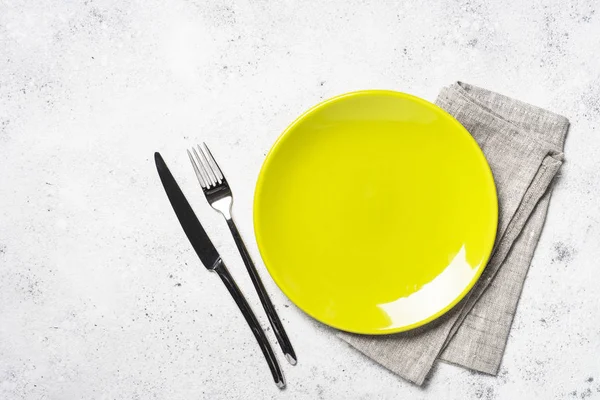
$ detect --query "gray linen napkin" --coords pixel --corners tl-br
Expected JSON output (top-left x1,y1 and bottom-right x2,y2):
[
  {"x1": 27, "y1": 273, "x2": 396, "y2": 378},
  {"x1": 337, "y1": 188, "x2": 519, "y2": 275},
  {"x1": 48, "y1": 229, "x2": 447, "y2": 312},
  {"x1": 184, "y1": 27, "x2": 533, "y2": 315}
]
[{"x1": 338, "y1": 82, "x2": 569, "y2": 385}]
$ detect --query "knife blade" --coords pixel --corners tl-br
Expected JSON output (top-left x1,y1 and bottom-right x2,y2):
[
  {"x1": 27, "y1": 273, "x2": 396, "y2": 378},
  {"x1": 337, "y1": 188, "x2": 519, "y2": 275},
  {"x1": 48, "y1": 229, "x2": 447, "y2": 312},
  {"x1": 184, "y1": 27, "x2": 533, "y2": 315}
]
[
  {"x1": 154, "y1": 152, "x2": 285, "y2": 389},
  {"x1": 155, "y1": 152, "x2": 220, "y2": 269}
]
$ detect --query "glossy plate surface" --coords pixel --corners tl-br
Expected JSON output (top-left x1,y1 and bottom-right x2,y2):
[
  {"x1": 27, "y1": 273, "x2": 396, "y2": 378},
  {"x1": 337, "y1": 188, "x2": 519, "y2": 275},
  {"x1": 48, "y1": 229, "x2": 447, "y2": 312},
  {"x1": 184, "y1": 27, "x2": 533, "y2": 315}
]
[{"x1": 254, "y1": 91, "x2": 498, "y2": 334}]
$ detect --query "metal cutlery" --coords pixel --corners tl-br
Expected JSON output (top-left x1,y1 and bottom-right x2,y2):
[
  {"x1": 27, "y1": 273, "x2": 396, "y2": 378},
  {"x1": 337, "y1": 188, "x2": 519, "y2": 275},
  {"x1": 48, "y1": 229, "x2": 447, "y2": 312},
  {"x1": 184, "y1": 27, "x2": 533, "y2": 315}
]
[
  {"x1": 187, "y1": 143, "x2": 297, "y2": 366},
  {"x1": 154, "y1": 152, "x2": 285, "y2": 389}
]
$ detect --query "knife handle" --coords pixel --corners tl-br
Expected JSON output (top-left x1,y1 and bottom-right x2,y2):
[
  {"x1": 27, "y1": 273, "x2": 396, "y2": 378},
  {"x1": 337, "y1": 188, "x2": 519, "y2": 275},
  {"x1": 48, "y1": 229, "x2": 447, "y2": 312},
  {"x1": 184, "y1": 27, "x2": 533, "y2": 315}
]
[
  {"x1": 226, "y1": 218, "x2": 297, "y2": 365},
  {"x1": 213, "y1": 259, "x2": 285, "y2": 389}
]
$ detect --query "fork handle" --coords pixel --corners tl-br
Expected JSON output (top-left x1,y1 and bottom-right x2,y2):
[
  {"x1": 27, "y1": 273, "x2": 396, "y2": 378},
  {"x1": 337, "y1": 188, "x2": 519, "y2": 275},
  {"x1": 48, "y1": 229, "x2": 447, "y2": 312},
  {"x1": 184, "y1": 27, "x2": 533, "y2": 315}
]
[
  {"x1": 214, "y1": 260, "x2": 285, "y2": 389},
  {"x1": 226, "y1": 218, "x2": 297, "y2": 365}
]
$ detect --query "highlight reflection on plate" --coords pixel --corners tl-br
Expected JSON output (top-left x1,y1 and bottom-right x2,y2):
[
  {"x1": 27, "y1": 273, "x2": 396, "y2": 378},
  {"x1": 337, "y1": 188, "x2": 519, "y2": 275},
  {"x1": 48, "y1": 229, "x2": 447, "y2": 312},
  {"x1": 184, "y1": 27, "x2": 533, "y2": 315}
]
[{"x1": 254, "y1": 91, "x2": 498, "y2": 334}]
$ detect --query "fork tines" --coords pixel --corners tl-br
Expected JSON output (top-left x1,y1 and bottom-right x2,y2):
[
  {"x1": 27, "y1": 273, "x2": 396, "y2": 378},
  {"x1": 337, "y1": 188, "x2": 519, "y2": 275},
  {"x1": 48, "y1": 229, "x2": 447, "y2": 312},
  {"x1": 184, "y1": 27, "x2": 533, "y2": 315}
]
[{"x1": 187, "y1": 143, "x2": 225, "y2": 189}]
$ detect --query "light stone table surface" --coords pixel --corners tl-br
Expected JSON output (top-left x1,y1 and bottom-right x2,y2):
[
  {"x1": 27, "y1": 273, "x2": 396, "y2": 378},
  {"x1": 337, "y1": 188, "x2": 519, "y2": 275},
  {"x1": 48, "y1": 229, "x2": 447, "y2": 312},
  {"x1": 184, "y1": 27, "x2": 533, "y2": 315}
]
[{"x1": 1, "y1": 0, "x2": 599, "y2": 399}]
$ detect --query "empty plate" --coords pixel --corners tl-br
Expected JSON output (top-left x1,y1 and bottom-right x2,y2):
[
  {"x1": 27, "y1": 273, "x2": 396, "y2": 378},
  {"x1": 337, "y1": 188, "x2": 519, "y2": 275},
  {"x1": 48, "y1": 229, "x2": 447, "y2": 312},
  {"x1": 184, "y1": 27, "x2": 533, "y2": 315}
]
[{"x1": 254, "y1": 90, "x2": 497, "y2": 334}]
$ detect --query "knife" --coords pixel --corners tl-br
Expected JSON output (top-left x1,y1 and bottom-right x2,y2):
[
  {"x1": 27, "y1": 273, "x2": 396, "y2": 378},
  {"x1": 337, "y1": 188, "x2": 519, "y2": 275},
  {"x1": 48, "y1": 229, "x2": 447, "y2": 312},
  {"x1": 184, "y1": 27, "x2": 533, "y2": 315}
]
[{"x1": 154, "y1": 152, "x2": 285, "y2": 389}]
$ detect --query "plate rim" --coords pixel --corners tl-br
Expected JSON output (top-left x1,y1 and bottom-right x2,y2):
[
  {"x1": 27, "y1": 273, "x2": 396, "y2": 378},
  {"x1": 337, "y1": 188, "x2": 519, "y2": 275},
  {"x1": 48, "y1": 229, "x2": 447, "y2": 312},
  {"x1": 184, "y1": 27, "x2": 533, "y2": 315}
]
[{"x1": 253, "y1": 89, "x2": 498, "y2": 335}]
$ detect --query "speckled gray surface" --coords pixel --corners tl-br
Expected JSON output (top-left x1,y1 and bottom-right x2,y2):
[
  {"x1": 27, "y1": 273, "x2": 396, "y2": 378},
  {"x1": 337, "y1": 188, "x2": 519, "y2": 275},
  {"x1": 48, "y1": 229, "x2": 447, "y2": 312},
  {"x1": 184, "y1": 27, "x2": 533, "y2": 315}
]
[{"x1": 1, "y1": 0, "x2": 599, "y2": 399}]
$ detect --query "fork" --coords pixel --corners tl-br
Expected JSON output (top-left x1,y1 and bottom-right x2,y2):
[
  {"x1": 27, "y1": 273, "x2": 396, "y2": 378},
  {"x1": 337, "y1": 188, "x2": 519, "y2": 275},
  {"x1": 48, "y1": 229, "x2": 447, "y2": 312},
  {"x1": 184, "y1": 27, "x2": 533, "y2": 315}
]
[{"x1": 187, "y1": 143, "x2": 297, "y2": 365}]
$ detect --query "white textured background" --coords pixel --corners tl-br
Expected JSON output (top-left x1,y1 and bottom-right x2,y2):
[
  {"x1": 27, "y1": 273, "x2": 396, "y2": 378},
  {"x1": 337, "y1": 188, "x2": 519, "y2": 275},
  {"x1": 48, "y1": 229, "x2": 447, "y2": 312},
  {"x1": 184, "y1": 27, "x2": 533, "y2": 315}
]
[{"x1": 1, "y1": 0, "x2": 599, "y2": 399}]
